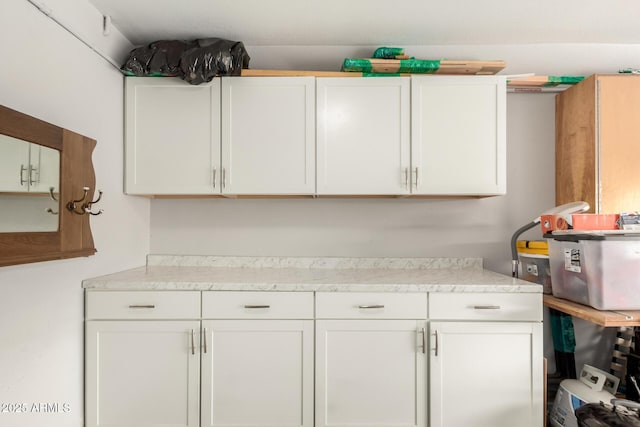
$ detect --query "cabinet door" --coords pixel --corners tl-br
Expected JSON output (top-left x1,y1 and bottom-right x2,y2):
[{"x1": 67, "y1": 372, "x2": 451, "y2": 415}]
[
  {"x1": 221, "y1": 77, "x2": 315, "y2": 194},
  {"x1": 85, "y1": 320, "x2": 201, "y2": 427},
  {"x1": 125, "y1": 77, "x2": 221, "y2": 195},
  {"x1": 316, "y1": 77, "x2": 411, "y2": 195},
  {"x1": 411, "y1": 76, "x2": 506, "y2": 195},
  {"x1": 430, "y1": 321, "x2": 543, "y2": 427},
  {"x1": 315, "y1": 319, "x2": 427, "y2": 427},
  {"x1": 28, "y1": 144, "x2": 60, "y2": 193},
  {"x1": 201, "y1": 320, "x2": 314, "y2": 427},
  {"x1": 0, "y1": 134, "x2": 30, "y2": 192}
]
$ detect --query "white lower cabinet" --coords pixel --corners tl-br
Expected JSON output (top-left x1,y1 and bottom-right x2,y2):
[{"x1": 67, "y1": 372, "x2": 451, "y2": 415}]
[
  {"x1": 315, "y1": 292, "x2": 428, "y2": 427},
  {"x1": 428, "y1": 293, "x2": 544, "y2": 427},
  {"x1": 200, "y1": 320, "x2": 314, "y2": 427},
  {"x1": 85, "y1": 290, "x2": 542, "y2": 427},
  {"x1": 85, "y1": 320, "x2": 201, "y2": 427},
  {"x1": 201, "y1": 291, "x2": 315, "y2": 427},
  {"x1": 316, "y1": 319, "x2": 427, "y2": 427}
]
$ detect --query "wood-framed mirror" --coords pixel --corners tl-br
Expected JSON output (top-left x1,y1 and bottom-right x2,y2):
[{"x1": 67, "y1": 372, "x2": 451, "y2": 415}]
[{"x1": 0, "y1": 105, "x2": 97, "y2": 267}]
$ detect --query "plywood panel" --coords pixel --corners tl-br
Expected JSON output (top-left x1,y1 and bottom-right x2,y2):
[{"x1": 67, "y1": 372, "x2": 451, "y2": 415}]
[
  {"x1": 555, "y1": 75, "x2": 597, "y2": 211},
  {"x1": 598, "y1": 75, "x2": 640, "y2": 213}
]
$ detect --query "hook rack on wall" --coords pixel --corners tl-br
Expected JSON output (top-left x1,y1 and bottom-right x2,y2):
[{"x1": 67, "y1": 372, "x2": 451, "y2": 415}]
[{"x1": 66, "y1": 187, "x2": 103, "y2": 216}]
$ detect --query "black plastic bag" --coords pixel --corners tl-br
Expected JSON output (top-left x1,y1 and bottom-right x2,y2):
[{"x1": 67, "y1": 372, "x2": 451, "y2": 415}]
[
  {"x1": 180, "y1": 38, "x2": 250, "y2": 84},
  {"x1": 121, "y1": 37, "x2": 250, "y2": 84},
  {"x1": 121, "y1": 40, "x2": 197, "y2": 77}
]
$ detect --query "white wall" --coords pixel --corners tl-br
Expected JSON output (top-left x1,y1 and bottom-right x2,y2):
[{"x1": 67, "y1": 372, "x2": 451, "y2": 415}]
[{"x1": 0, "y1": 1, "x2": 148, "y2": 426}]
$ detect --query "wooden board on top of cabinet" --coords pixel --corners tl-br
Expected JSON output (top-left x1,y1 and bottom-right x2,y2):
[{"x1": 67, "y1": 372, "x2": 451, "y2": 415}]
[
  {"x1": 411, "y1": 75, "x2": 506, "y2": 196},
  {"x1": 556, "y1": 74, "x2": 640, "y2": 213}
]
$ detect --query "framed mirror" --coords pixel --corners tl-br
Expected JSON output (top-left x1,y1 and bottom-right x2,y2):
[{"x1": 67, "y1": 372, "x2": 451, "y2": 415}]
[{"x1": 0, "y1": 105, "x2": 97, "y2": 267}]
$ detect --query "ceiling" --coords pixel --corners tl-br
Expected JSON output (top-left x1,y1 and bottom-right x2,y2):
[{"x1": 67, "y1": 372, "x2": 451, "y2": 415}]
[{"x1": 89, "y1": 0, "x2": 640, "y2": 47}]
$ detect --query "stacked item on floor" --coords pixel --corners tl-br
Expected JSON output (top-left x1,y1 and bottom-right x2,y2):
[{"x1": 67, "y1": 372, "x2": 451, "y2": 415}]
[{"x1": 341, "y1": 47, "x2": 506, "y2": 75}]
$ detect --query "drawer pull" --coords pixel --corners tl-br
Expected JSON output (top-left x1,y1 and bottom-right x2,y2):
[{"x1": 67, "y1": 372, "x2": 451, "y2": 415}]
[
  {"x1": 128, "y1": 304, "x2": 156, "y2": 309},
  {"x1": 473, "y1": 305, "x2": 501, "y2": 310},
  {"x1": 357, "y1": 305, "x2": 385, "y2": 309},
  {"x1": 244, "y1": 305, "x2": 270, "y2": 309}
]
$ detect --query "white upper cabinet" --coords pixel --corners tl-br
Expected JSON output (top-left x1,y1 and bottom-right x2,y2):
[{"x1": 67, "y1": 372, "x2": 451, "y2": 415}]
[
  {"x1": 124, "y1": 75, "x2": 507, "y2": 197},
  {"x1": 125, "y1": 77, "x2": 221, "y2": 195},
  {"x1": 0, "y1": 134, "x2": 31, "y2": 192},
  {"x1": 221, "y1": 77, "x2": 315, "y2": 195},
  {"x1": 411, "y1": 76, "x2": 506, "y2": 195},
  {"x1": 316, "y1": 77, "x2": 411, "y2": 195},
  {"x1": 0, "y1": 135, "x2": 59, "y2": 193}
]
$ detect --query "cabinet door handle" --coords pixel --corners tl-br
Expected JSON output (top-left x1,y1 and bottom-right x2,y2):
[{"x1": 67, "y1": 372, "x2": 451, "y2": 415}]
[
  {"x1": 413, "y1": 167, "x2": 419, "y2": 189},
  {"x1": 128, "y1": 304, "x2": 155, "y2": 309},
  {"x1": 244, "y1": 305, "x2": 270, "y2": 309},
  {"x1": 433, "y1": 330, "x2": 438, "y2": 357},
  {"x1": 473, "y1": 305, "x2": 501, "y2": 310},
  {"x1": 417, "y1": 327, "x2": 426, "y2": 354},
  {"x1": 20, "y1": 164, "x2": 28, "y2": 186},
  {"x1": 190, "y1": 329, "x2": 196, "y2": 355},
  {"x1": 203, "y1": 328, "x2": 208, "y2": 354},
  {"x1": 357, "y1": 304, "x2": 385, "y2": 309},
  {"x1": 222, "y1": 168, "x2": 226, "y2": 189},
  {"x1": 212, "y1": 167, "x2": 217, "y2": 189},
  {"x1": 404, "y1": 167, "x2": 409, "y2": 189},
  {"x1": 29, "y1": 165, "x2": 38, "y2": 185}
]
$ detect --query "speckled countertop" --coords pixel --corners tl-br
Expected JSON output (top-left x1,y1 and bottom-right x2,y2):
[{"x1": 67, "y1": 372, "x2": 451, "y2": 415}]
[{"x1": 82, "y1": 255, "x2": 541, "y2": 293}]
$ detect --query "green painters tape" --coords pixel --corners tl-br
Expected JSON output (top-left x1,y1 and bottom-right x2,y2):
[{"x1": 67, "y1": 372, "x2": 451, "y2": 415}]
[
  {"x1": 342, "y1": 58, "x2": 373, "y2": 73},
  {"x1": 342, "y1": 58, "x2": 441, "y2": 74},
  {"x1": 545, "y1": 76, "x2": 585, "y2": 86},
  {"x1": 398, "y1": 59, "x2": 440, "y2": 73},
  {"x1": 372, "y1": 47, "x2": 405, "y2": 59}
]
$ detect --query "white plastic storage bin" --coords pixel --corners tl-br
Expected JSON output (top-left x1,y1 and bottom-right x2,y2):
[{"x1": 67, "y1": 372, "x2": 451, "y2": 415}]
[{"x1": 548, "y1": 231, "x2": 640, "y2": 310}]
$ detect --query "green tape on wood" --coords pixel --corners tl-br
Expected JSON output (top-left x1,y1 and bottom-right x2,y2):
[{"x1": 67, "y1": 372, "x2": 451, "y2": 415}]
[
  {"x1": 399, "y1": 59, "x2": 440, "y2": 74},
  {"x1": 544, "y1": 76, "x2": 585, "y2": 86},
  {"x1": 342, "y1": 59, "x2": 373, "y2": 73},
  {"x1": 342, "y1": 58, "x2": 441, "y2": 74},
  {"x1": 372, "y1": 47, "x2": 405, "y2": 59}
]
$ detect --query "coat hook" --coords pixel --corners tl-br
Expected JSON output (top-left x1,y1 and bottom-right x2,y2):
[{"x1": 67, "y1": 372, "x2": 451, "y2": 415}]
[
  {"x1": 49, "y1": 186, "x2": 58, "y2": 201},
  {"x1": 83, "y1": 190, "x2": 103, "y2": 216},
  {"x1": 66, "y1": 187, "x2": 103, "y2": 216}
]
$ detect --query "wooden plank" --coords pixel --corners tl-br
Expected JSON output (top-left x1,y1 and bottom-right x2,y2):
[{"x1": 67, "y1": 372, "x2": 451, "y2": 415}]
[
  {"x1": 598, "y1": 75, "x2": 640, "y2": 213},
  {"x1": 438, "y1": 60, "x2": 505, "y2": 75},
  {"x1": 508, "y1": 76, "x2": 584, "y2": 88},
  {"x1": 242, "y1": 59, "x2": 506, "y2": 77},
  {"x1": 555, "y1": 75, "x2": 597, "y2": 212},
  {"x1": 241, "y1": 69, "x2": 360, "y2": 77},
  {"x1": 543, "y1": 294, "x2": 640, "y2": 327}
]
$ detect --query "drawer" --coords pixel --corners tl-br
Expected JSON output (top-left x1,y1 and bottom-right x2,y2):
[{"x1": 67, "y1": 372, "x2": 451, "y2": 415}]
[
  {"x1": 428, "y1": 293, "x2": 542, "y2": 321},
  {"x1": 202, "y1": 291, "x2": 314, "y2": 319},
  {"x1": 316, "y1": 292, "x2": 427, "y2": 319},
  {"x1": 85, "y1": 291, "x2": 201, "y2": 319}
]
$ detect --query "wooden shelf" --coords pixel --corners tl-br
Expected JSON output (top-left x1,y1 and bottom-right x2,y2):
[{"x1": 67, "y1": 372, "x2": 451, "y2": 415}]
[{"x1": 544, "y1": 295, "x2": 640, "y2": 327}]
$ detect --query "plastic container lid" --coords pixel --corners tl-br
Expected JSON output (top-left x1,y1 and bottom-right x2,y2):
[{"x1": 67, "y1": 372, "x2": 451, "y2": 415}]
[{"x1": 516, "y1": 240, "x2": 549, "y2": 256}]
